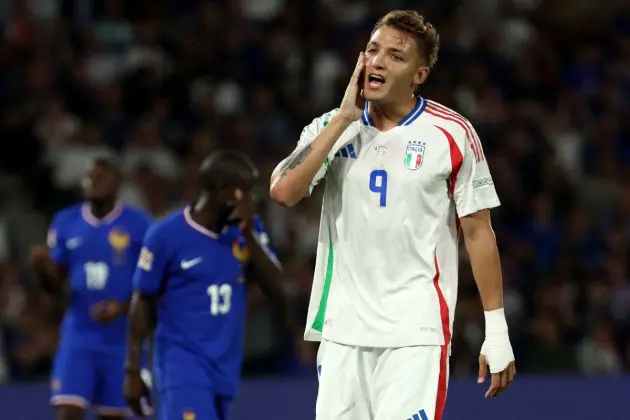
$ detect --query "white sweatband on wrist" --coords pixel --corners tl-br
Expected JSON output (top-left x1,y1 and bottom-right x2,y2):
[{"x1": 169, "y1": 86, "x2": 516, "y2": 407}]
[
  {"x1": 484, "y1": 308, "x2": 509, "y2": 336},
  {"x1": 481, "y1": 308, "x2": 514, "y2": 373}
]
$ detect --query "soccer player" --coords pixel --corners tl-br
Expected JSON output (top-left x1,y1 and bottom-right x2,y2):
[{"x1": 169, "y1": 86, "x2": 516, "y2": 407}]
[
  {"x1": 30, "y1": 153, "x2": 152, "y2": 420},
  {"x1": 270, "y1": 9, "x2": 516, "y2": 420},
  {"x1": 123, "y1": 151, "x2": 288, "y2": 420}
]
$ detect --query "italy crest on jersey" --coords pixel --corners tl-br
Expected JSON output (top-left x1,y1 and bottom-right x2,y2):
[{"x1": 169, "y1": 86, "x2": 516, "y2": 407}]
[{"x1": 404, "y1": 140, "x2": 426, "y2": 170}]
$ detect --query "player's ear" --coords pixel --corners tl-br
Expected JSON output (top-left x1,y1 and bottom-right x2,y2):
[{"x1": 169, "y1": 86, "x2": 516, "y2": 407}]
[{"x1": 413, "y1": 66, "x2": 430, "y2": 86}]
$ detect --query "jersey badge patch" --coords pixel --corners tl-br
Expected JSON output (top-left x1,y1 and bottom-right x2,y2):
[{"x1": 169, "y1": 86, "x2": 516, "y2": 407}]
[
  {"x1": 182, "y1": 410, "x2": 196, "y2": 420},
  {"x1": 404, "y1": 140, "x2": 426, "y2": 170},
  {"x1": 109, "y1": 227, "x2": 130, "y2": 264},
  {"x1": 109, "y1": 228, "x2": 130, "y2": 252},
  {"x1": 232, "y1": 240, "x2": 250, "y2": 263},
  {"x1": 138, "y1": 247, "x2": 153, "y2": 271}
]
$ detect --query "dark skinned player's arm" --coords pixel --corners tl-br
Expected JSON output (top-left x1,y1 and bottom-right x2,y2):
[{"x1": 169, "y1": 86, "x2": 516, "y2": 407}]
[
  {"x1": 243, "y1": 228, "x2": 294, "y2": 331},
  {"x1": 117, "y1": 299, "x2": 132, "y2": 318},
  {"x1": 125, "y1": 292, "x2": 157, "y2": 372},
  {"x1": 35, "y1": 260, "x2": 68, "y2": 295}
]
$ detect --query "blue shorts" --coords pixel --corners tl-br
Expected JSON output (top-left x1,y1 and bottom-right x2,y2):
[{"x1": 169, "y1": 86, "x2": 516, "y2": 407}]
[
  {"x1": 159, "y1": 388, "x2": 230, "y2": 420},
  {"x1": 51, "y1": 342, "x2": 130, "y2": 416}
]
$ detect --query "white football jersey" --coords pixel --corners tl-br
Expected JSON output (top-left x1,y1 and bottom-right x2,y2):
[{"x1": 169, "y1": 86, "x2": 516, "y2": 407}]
[{"x1": 273, "y1": 98, "x2": 500, "y2": 347}]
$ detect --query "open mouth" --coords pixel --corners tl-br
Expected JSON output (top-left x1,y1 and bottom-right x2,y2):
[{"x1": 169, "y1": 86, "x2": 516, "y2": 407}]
[{"x1": 367, "y1": 74, "x2": 386, "y2": 89}]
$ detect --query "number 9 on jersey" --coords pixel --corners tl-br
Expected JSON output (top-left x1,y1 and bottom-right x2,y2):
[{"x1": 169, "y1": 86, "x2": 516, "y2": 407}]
[{"x1": 369, "y1": 169, "x2": 388, "y2": 207}]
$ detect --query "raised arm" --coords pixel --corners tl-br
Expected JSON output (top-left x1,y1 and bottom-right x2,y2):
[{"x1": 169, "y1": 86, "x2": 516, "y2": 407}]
[
  {"x1": 230, "y1": 190, "x2": 295, "y2": 331},
  {"x1": 242, "y1": 225, "x2": 295, "y2": 332},
  {"x1": 270, "y1": 53, "x2": 366, "y2": 207},
  {"x1": 270, "y1": 115, "x2": 350, "y2": 207}
]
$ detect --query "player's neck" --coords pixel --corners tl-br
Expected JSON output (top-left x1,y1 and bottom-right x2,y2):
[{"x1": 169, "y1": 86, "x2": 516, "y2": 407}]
[
  {"x1": 191, "y1": 197, "x2": 223, "y2": 234},
  {"x1": 89, "y1": 200, "x2": 116, "y2": 219},
  {"x1": 369, "y1": 96, "x2": 418, "y2": 130}
]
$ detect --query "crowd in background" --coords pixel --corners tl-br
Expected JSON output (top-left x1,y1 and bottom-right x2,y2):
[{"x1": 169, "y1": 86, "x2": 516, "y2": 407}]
[{"x1": 0, "y1": 0, "x2": 628, "y2": 383}]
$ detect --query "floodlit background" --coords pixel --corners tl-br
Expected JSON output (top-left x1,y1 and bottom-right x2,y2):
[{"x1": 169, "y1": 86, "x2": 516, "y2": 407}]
[{"x1": 0, "y1": 0, "x2": 628, "y2": 418}]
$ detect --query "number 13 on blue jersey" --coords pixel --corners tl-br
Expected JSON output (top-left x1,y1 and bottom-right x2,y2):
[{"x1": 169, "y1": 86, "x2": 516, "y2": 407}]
[{"x1": 369, "y1": 169, "x2": 388, "y2": 207}]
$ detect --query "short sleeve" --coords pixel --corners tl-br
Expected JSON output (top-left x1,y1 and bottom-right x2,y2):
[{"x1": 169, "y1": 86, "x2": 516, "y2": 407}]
[
  {"x1": 47, "y1": 214, "x2": 69, "y2": 267},
  {"x1": 452, "y1": 126, "x2": 501, "y2": 217},
  {"x1": 133, "y1": 224, "x2": 170, "y2": 296},
  {"x1": 272, "y1": 109, "x2": 339, "y2": 195}
]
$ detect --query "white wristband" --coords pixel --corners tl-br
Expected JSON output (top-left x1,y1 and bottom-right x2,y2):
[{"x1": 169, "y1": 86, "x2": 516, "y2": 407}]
[
  {"x1": 481, "y1": 308, "x2": 514, "y2": 373},
  {"x1": 484, "y1": 308, "x2": 509, "y2": 336}
]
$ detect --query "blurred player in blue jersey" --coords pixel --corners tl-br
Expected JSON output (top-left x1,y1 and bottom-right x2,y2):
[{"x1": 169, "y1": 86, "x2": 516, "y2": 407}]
[
  {"x1": 123, "y1": 150, "x2": 289, "y2": 420},
  {"x1": 30, "y1": 153, "x2": 152, "y2": 420}
]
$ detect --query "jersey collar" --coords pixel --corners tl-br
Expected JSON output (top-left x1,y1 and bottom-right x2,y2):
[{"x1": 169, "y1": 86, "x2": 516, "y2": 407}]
[
  {"x1": 361, "y1": 96, "x2": 427, "y2": 128},
  {"x1": 183, "y1": 206, "x2": 220, "y2": 240},
  {"x1": 81, "y1": 202, "x2": 124, "y2": 227}
]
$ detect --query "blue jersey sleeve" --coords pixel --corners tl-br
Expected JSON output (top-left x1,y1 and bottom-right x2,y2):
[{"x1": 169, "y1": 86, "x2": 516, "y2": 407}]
[
  {"x1": 47, "y1": 213, "x2": 69, "y2": 267},
  {"x1": 133, "y1": 224, "x2": 170, "y2": 296},
  {"x1": 251, "y1": 216, "x2": 278, "y2": 263}
]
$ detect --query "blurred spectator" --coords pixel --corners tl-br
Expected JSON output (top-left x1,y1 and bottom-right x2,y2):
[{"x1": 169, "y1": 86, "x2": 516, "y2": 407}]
[
  {"x1": 576, "y1": 317, "x2": 623, "y2": 374},
  {"x1": 50, "y1": 120, "x2": 115, "y2": 191},
  {"x1": 0, "y1": 184, "x2": 46, "y2": 269},
  {"x1": 0, "y1": 261, "x2": 58, "y2": 382},
  {"x1": 121, "y1": 119, "x2": 180, "y2": 182}
]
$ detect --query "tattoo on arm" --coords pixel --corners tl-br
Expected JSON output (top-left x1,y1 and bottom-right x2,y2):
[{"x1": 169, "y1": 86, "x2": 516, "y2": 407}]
[{"x1": 281, "y1": 145, "x2": 313, "y2": 176}]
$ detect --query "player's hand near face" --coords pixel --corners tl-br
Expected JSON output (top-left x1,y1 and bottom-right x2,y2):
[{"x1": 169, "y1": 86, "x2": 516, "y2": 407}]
[
  {"x1": 228, "y1": 188, "x2": 256, "y2": 231},
  {"x1": 270, "y1": 52, "x2": 365, "y2": 207},
  {"x1": 478, "y1": 342, "x2": 516, "y2": 399},
  {"x1": 235, "y1": 188, "x2": 293, "y2": 342},
  {"x1": 338, "y1": 52, "x2": 366, "y2": 123},
  {"x1": 90, "y1": 299, "x2": 126, "y2": 323}
]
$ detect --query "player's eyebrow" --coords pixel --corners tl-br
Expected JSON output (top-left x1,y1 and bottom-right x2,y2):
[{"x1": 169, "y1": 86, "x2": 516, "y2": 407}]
[{"x1": 366, "y1": 40, "x2": 406, "y2": 54}]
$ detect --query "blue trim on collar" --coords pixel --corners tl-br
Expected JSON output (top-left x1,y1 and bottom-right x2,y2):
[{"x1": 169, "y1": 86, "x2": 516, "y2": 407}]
[
  {"x1": 399, "y1": 97, "x2": 426, "y2": 126},
  {"x1": 361, "y1": 101, "x2": 375, "y2": 127},
  {"x1": 360, "y1": 97, "x2": 426, "y2": 127}
]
